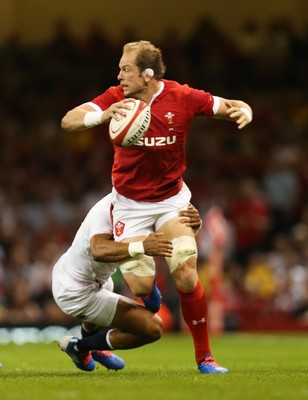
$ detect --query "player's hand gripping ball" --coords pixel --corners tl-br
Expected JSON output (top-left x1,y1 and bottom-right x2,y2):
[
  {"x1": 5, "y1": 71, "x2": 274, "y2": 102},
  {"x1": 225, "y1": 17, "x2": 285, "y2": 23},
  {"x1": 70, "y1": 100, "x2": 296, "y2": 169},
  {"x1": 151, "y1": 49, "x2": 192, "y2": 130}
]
[{"x1": 109, "y1": 99, "x2": 151, "y2": 146}]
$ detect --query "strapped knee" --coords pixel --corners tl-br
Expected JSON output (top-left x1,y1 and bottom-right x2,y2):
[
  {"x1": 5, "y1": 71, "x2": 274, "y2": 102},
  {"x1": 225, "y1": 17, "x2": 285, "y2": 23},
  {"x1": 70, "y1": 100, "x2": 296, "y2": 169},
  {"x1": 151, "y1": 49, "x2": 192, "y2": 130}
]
[
  {"x1": 166, "y1": 236, "x2": 198, "y2": 273},
  {"x1": 119, "y1": 254, "x2": 155, "y2": 277}
]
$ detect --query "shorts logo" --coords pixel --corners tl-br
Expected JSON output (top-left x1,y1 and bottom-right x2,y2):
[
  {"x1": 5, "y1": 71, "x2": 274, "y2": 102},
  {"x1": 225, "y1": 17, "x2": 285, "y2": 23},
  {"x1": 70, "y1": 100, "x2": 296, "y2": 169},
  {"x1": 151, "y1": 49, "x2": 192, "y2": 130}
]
[{"x1": 115, "y1": 220, "x2": 125, "y2": 236}]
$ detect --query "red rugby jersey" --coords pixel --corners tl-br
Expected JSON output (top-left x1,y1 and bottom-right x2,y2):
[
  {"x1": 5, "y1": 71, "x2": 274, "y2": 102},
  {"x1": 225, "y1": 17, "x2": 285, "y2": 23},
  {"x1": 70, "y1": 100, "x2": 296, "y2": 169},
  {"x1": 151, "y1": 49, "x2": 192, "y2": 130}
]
[{"x1": 91, "y1": 79, "x2": 214, "y2": 202}]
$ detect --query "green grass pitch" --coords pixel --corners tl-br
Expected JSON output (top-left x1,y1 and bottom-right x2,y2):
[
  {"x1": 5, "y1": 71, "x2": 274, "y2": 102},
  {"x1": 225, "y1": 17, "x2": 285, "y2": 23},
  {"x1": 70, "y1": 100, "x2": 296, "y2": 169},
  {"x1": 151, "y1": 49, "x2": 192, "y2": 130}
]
[{"x1": 0, "y1": 332, "x2": 307, "y2": 400}]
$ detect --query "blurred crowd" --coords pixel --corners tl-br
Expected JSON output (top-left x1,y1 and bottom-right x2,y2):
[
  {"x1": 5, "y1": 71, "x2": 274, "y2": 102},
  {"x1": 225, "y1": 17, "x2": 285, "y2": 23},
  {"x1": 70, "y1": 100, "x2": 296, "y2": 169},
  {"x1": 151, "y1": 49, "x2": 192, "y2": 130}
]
[{"x1": 0, "y1": 17, "x2": 307, "y2": 330}]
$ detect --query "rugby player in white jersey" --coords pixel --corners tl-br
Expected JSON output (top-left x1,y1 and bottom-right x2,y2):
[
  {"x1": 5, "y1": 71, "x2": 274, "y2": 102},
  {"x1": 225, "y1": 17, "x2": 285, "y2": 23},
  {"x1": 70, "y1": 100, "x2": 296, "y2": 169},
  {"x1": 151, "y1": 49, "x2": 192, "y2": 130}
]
[{"x1": 53, "y1": 193, "x2": 200, "y2": 372}]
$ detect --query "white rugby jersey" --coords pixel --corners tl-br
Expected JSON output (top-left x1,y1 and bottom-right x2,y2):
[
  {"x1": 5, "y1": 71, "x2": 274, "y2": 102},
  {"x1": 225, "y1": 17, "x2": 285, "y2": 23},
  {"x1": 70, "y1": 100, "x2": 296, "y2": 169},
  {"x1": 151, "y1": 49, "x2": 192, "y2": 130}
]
[{"x1": 62, "y1": 193, "x2": 117, "y2": 285}]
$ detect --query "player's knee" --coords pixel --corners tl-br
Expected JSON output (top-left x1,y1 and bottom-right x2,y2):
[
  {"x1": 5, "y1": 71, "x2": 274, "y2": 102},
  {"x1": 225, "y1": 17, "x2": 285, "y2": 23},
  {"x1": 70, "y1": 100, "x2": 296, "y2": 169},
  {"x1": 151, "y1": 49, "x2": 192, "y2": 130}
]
[
  {"x1": 145, "y1": 315, "x2": 163, "y2": 342},
  {"x1": 119, "y1": 255, "x2": 155, "y2": 275},
  {"x1": 166, "y1": 236, "x2": 197, "y2": 273},
  {"x1": 119, "y1": 256, "x2": 155, "y2": 298}
]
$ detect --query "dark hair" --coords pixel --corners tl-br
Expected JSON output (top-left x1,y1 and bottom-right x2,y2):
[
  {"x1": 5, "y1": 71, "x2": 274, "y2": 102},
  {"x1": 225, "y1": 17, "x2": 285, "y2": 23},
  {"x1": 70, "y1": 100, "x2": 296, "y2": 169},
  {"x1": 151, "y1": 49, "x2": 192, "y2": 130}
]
[{"x1": 123, "y1": 40, "x2": 166, "y2": 79}]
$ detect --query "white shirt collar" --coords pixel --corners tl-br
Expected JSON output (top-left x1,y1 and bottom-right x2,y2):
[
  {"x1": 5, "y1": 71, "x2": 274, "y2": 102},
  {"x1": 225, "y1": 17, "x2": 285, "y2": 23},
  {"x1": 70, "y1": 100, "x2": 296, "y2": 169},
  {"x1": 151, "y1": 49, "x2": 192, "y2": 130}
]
[{"x1": 149, "y1": 81, "x2": 164, "y2": 106}]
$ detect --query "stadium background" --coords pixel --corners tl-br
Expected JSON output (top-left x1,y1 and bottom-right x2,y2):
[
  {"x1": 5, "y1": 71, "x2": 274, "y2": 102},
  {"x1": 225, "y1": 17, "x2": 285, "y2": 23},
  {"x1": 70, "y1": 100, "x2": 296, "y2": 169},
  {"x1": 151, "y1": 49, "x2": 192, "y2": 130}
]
[
  {"x1": 1, "y1": 0, "x2": 308, "y2": 44},
  {"x1": 0, "y1": 0, "x2": 307, "y2": 334}
]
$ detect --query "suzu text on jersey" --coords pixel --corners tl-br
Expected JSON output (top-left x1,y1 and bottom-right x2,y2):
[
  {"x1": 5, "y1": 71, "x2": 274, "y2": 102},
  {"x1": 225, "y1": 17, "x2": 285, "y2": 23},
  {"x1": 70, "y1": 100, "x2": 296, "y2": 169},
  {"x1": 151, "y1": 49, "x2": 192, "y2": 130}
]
[{"x1": 134, "y1": 135, "x2": 176, "y2": 146}]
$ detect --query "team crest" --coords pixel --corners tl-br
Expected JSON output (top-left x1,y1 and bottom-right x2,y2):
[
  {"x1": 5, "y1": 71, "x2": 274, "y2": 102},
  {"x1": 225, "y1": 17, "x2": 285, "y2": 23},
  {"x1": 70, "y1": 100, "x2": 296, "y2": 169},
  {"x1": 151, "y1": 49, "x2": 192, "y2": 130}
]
[
  {"x1": 115, "y1": 220, "x2": 125, "y2": 236},
  {"x1": 164, "y1": 111, "x2": 174, "y2": 125}
]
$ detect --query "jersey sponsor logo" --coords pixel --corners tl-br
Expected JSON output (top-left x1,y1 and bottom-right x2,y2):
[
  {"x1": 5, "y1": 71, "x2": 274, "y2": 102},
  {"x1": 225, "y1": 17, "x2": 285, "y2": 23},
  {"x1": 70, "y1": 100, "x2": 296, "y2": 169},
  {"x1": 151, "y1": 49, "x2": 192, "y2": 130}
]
[
  {"x1": 115, "y1": 220, "x2": 125, "y2": 236},
  {"x1": 134, "y1": 135, "x2": 176, "y2": 147}
]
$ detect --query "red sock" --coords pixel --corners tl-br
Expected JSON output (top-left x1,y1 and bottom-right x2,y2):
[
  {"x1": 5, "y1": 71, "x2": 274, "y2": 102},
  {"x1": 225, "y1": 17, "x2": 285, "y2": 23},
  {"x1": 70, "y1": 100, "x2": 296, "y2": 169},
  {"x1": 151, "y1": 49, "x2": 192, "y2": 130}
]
[{"x1": 177, "y1": 280, "x2": 211, "y2": 363}]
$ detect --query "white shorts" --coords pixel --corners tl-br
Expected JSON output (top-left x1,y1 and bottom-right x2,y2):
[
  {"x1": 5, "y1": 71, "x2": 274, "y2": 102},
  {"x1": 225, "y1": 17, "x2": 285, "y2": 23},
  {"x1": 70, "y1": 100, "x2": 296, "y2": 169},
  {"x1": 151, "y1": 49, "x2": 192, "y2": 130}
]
[
  {"x1": 52, "y1": 257, "x2": 119, "y2": 327},
  {"x1": 112, "y1": 182, "x2": 192, "y2": 241}
]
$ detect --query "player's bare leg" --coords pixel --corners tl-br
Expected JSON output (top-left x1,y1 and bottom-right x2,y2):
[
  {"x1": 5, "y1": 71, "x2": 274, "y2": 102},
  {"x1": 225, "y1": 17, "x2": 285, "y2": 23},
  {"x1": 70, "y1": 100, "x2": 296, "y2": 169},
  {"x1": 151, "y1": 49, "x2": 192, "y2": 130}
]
[
  {"x1": 60, "y1": 297, "x2": 162, "y2": 352},
  {"x1": 59, "y1": 297, "x2": 162, "y2": 371},
  {"x1": 122, "y1": 273, "x2": 155, "y2": 297},
  {"x1": 121, "y1": 272, "x2": 161, "y2": 313}
]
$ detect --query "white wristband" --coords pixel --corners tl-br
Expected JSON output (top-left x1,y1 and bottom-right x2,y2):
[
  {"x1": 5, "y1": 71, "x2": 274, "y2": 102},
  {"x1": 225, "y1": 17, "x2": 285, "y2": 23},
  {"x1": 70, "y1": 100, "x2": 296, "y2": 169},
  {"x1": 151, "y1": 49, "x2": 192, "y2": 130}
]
[
  {"x1": 128, "y1": 241, "x2": 145, "y2": 257},
  {"x1": 240, "y1": 108, "x2": 252, "y2": 123},
  {"x1": 83, "y1": 111, "x2": 104, "y2": 127}
]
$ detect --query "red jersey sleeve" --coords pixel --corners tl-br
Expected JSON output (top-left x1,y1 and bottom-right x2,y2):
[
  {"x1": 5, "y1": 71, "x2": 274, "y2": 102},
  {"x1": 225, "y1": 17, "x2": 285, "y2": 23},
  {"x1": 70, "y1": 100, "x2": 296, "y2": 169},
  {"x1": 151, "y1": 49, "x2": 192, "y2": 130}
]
[
  {"x1": 180, "y1": 84, "x2": 215, "y2": 117},
  {"x1": 91, "y1": 86, "x2": 124, "y2": 110}
]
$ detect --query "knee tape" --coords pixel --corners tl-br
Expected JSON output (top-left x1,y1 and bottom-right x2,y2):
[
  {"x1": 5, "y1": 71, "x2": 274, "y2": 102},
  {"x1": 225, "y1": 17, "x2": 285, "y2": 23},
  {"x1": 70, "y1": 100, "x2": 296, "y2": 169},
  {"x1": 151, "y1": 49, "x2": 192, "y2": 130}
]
[
  {"x1": 119, "y1": 254, "x2": 155, "y2": 277},
  {"x1": 166, "y1": 236, "x2": 198, "y2": 273}
]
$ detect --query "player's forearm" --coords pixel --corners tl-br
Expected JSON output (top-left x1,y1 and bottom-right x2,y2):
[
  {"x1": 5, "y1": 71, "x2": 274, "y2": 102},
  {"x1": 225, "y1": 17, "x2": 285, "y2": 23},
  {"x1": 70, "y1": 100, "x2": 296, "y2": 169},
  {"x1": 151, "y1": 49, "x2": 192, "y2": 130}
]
[
  {"x1": 61, "y1": 106, "x2": 106, "y2": 131},
  {"x1": 213, "y1": 98, "x2": 253, "y2": 129},
  {"x1": 92, "y1": 240, "x2": 131, "y2": 262},
  {"x1": 61, "y1": 108, "x2": 88, "y2": 131}
]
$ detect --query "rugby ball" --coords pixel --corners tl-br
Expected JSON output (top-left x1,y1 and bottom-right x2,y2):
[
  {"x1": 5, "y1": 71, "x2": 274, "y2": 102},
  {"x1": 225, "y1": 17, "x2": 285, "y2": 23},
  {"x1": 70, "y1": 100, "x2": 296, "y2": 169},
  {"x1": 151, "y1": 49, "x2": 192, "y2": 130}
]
[{"x1": 109, "y1": 99, "x2": 151, "y2": 146}]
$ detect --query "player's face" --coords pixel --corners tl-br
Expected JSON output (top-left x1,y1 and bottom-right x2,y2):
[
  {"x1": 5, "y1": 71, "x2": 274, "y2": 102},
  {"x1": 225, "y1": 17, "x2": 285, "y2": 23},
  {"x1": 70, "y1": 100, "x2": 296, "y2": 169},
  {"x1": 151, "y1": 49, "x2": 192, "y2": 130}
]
[{"x1": 117, "y1": 51, "x2": 146, "y2": 98}]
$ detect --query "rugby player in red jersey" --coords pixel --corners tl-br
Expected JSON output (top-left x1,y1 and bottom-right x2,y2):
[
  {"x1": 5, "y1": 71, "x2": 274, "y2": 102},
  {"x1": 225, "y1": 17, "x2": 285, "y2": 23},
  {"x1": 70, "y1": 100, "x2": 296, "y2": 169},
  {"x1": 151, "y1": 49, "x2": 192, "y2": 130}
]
[{"x1": 61, "y1": 40, "x2": 253, "y2": 374}]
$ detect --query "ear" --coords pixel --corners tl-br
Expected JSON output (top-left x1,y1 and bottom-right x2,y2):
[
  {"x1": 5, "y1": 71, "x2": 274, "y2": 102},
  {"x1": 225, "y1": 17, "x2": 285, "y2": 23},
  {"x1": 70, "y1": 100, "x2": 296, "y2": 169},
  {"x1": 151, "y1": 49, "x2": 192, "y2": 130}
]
[{"x1": 144, "y1": 68, "x2": 154, "y2": 78}]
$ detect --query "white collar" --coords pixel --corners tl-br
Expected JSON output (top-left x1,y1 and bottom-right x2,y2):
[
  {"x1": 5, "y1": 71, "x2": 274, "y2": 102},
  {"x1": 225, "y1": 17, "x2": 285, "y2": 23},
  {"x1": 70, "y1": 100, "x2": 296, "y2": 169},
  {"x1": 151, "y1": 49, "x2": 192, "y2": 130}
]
[{"x1": 149, "y1": 81, "x2": 164, "y2": 106}]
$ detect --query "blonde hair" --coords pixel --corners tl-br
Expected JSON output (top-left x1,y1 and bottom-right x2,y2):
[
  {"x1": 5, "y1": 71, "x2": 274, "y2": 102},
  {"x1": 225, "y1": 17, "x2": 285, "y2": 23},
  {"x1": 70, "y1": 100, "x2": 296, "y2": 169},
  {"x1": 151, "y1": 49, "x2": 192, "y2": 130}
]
[{"x1": 123, "y1": 40, "x2": 166, "y2": 79}]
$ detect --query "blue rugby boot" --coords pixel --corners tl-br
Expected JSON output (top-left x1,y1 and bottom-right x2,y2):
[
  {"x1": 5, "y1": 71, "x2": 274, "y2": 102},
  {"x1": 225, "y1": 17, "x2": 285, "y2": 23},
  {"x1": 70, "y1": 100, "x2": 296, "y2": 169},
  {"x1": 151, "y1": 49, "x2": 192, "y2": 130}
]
[
  {"x1": 59, "y1": 336, "x2": 95, "y2": 372},
  {"x1": 92, "y1": 350, "x2": 125, "y2": 370},
  {"x1": 141, "y1": 281, "x2": 162, "y2": 313},
  {"x1": 198, "y1": 354, "x2": 229, "y2": 374}
]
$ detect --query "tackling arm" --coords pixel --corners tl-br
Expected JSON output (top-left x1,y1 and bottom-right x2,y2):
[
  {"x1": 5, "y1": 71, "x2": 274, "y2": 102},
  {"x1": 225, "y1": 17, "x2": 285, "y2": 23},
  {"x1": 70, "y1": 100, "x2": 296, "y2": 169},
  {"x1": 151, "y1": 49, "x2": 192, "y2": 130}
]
[
  {"x1": 90, "y1": 232, "x2": 172, "y2": 262},
  {"x1": 91, "y1": 204, "x2": 202, "y2": 262}
]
